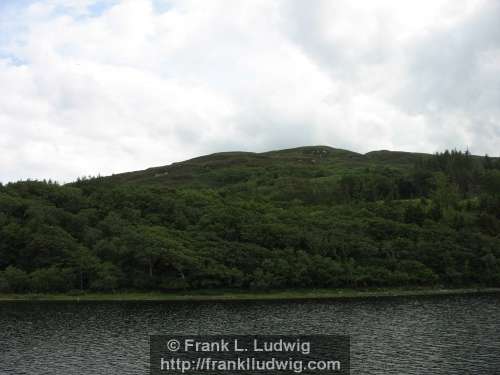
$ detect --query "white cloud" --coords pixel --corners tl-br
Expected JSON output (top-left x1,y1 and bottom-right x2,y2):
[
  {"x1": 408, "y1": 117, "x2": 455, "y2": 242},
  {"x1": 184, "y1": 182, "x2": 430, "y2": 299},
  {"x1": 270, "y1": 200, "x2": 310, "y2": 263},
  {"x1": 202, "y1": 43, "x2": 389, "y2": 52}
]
[{"x1": 0, "y1": 0, "x2": 499, "y2": 182}]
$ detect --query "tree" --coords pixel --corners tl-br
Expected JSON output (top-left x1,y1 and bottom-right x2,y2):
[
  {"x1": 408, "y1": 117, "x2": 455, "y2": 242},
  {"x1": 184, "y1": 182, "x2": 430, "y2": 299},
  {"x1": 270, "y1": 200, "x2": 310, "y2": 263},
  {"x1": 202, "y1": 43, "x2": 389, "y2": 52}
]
[
  {"x1": 431, "y1": 173, "x2": 459, "y2": 209},
  {"x1": 70, "y1": 247, "x2": 99, "y2": 290},
  {"x1": 90, "y1": 262, "x2": 122, "y2": 292},
  {"x1": 1, "y1": 266, "x2": 30, "y2": 293},
  {"x1": 29, "y1": 266, "x2": 74, "y2": 293},
  {"x1": 404, "y1": 204, "x2": 426, "y2": 226}
]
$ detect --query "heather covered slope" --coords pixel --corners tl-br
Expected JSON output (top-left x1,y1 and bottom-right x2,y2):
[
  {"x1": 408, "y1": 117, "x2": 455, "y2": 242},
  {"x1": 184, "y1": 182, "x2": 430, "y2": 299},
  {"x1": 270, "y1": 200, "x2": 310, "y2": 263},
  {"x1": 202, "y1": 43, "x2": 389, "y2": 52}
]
[
  {"x1": 0, "y1": 147, "x2": 499, "y2": 293},
  {"x1": 97, "y1": 146, "x2": 427, "y2": 188}
]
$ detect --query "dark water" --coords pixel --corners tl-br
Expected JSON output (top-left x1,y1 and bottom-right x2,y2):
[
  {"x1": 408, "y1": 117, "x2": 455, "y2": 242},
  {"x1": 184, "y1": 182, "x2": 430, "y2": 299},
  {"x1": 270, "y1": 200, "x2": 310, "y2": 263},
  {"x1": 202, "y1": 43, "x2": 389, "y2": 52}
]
[{"x1": 0, "y1": 293, "x2": 499, "y2": 374}]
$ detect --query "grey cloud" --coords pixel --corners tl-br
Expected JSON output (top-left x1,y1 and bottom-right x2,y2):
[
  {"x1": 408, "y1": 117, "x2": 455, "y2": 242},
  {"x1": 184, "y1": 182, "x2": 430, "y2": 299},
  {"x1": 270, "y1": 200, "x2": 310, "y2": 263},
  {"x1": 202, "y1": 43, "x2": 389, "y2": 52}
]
[
  {"x1": 281, "y1": 0, "x2": 398, "y2": 80},
  {"x1": 399, "y1": 1, "x2": 500, "y2": 113},
  {"x1": 394, "y1": 1, "x2": 500, "y2": 154}
]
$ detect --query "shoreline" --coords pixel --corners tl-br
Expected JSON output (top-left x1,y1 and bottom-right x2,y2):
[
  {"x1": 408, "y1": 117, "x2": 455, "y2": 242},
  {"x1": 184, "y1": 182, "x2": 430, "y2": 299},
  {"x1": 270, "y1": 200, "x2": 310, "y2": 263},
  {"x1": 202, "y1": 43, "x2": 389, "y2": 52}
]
[{"x1": 1, "y1": 287, "x2": 499, "y2": 302}]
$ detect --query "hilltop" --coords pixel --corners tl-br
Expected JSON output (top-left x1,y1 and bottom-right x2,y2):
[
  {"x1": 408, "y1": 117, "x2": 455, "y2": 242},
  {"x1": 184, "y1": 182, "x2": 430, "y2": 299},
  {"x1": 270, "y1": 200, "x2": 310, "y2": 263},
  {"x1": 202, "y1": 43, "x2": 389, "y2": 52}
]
[{"x1": 96, "y1": 146, "x2": 430, "y2": 188}]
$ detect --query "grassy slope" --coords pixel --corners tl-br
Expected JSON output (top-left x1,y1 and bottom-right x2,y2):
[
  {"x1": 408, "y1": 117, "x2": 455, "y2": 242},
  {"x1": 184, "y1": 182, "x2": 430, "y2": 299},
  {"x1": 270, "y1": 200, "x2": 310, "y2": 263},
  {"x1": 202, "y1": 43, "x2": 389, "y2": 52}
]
[
  {"x1": 85, "y1": 146, "x2": 495, "y2": 191},
  {"x1": 93, "y1": 146, "x2": 429, "y2": 188},
  {"x1": 1, "y1": 288, "x2": 499, "y2": 302}
]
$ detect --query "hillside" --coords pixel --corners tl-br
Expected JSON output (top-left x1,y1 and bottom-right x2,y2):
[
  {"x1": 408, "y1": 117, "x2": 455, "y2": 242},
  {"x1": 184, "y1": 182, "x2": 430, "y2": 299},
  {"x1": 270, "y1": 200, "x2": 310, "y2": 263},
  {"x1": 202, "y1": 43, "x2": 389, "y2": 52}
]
[
  {"x1": 0, "y1": 146, "x2": 499, "y2": 293},
  {"x1": 98, "y1": 146, "x2": 428, "y2": 188}
]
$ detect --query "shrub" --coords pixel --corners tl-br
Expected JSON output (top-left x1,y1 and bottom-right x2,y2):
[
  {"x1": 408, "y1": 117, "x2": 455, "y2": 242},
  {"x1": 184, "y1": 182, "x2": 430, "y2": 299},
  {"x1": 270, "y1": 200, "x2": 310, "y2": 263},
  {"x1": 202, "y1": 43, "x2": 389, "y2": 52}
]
[
  {"x1": 29, "y1": 266, "x2": 74, "y2": 293},
  {"x1": 1, "y1": 266, "x2": 30, "y2": 293}
]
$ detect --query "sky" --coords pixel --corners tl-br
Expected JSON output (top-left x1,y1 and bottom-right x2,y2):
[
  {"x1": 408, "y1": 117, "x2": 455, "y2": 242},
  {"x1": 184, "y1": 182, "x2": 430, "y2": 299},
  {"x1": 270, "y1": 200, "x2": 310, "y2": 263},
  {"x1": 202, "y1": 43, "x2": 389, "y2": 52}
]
[{"x1": 1, "y1": 0, "x2": 499, "y2": 183}]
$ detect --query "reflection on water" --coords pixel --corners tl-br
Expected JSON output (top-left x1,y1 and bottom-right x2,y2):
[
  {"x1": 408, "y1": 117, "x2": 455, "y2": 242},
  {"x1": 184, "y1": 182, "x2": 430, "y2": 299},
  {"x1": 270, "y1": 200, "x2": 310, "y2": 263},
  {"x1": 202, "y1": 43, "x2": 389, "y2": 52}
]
[{"x1": 0, "y1": 294, "x2": 499, "y2": 374}]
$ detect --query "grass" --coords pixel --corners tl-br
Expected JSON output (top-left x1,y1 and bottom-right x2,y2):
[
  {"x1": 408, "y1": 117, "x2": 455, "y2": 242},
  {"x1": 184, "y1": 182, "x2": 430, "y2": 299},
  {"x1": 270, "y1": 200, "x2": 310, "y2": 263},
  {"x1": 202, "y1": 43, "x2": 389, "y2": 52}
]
[{"x1": 0, "y1": 287, "x2": 499, "y2": 302}]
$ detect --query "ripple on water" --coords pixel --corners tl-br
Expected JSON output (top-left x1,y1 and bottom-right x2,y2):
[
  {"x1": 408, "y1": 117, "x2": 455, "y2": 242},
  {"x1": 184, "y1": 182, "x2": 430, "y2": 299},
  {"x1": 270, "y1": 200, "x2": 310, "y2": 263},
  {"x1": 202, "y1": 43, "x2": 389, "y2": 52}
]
[{"x1": 0, "y1": 294, "x2": 499, "y2": 374}]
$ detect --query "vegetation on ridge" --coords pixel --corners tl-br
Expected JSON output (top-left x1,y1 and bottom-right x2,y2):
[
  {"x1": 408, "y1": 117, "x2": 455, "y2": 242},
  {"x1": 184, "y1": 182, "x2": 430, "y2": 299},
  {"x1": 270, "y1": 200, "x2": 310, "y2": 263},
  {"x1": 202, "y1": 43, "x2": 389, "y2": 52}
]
[{"x1": 0, "y1": 146, "x2": 499, "y2": 293}]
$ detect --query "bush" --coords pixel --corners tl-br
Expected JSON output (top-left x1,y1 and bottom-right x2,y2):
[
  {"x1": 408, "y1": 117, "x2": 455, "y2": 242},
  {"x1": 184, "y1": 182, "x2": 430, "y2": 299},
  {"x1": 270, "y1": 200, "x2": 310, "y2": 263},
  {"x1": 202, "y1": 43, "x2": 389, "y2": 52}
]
[
  {"x1": 1, "y1": 266, "x2": 30, "y2": 293},
  {"x1": 90, "y1": 262, "x2": 122, "y2": 292},
  {"x1": 398, "y1": 260, "x2": 439, "y2": 286},
  {"x1": 0, "y1": 275, "x2": 9, "y2": 292},
  {"x1": 29, "y1": 266, "x2": 74, "y2": 293}
]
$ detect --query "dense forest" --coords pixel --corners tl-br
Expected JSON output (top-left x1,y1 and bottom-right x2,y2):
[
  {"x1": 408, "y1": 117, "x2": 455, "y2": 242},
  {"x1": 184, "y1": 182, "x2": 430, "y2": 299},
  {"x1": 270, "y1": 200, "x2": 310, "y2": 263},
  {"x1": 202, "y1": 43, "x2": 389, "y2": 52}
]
[{"x1": 1, "y1": 146, "x2": 499, "y2": 293}]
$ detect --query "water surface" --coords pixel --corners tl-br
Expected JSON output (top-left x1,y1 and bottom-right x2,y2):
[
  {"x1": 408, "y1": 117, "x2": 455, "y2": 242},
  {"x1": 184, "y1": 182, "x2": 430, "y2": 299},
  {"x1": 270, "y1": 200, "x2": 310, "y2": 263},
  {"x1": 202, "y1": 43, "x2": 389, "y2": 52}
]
[{"x1": 0, "y1": 293, "x2": 499, "y2": 374}]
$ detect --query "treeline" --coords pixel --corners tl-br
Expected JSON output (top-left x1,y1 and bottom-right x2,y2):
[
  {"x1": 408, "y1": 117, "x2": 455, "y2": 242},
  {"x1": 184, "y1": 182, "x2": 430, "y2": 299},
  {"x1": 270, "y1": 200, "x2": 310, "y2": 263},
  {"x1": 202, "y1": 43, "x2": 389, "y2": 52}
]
[{"x1": 0, "y1": 150, "x2": 499, "y2": 293}]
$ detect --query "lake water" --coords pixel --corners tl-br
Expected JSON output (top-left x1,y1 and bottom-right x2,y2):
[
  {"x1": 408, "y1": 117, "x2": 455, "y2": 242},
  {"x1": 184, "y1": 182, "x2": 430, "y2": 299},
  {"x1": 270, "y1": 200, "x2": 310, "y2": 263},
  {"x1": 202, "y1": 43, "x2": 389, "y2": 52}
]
[{"x1": 0, "y1": 293, "x2": 499, "y2": 374}]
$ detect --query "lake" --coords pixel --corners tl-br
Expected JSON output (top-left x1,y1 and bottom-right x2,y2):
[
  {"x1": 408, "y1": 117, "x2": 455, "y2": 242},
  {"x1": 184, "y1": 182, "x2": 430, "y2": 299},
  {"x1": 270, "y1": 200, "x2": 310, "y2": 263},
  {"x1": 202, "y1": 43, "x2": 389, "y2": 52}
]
[{"x1": 0, "y1": 293, "x2": 499, "y2": 374}]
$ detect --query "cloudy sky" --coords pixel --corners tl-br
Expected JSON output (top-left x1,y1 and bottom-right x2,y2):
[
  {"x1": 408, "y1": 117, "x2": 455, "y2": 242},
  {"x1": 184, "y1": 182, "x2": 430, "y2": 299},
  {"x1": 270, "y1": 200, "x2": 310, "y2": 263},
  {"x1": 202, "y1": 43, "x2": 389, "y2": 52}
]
[{"x1": 1, "y1": 0, "x2": 499, "y2": 182}]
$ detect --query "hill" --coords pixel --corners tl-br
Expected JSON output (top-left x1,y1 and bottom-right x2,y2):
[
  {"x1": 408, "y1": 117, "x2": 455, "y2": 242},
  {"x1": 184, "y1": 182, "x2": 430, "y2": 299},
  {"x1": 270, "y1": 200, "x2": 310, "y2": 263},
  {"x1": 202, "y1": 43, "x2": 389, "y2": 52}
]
[
  {"x1": 0, "y1": 146, "x2": 499, "y2": 293},
  {"x1": 98, "y1": 146, "x2": 427, "y2": 188}
]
